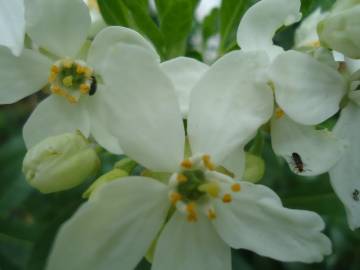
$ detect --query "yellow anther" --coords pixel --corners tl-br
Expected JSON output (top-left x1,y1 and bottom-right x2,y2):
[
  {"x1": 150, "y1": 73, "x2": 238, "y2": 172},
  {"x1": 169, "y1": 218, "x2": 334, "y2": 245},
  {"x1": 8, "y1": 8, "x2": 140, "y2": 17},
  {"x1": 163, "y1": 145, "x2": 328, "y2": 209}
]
[
  {"x1": 84, "y1": 67, "x2": 93, "y2": 77},
  {"x1": 62, "y1": 76, "x2": 73, "y2": 87},
  {"x1": 202, "y1": 155, "x2": 215, "y2": 171},
  {"x1": 170, "y1": 192, "x2": 182, "y2": 205},
  {"x1": 275, "y1": 107, "x2": 285, "y2": 119},
  {"x1": 176, "y1": 174, "x2": 188, "y2": 183},
  {"x1": 186, "y1": 203, "x2": 197, "y2": 222},
  {"x1": 63, "y1": 59, "x2": 73, "y2": 69},
  {"x1": 309, "y1": 40, "x2": 320, "y2": 48},
  {"x1": 231, "y1": 183, "x2": 241, "y2": 192},
  {"x1": 207, "y1": 209, "x2": 217, "y2": 220},
  {"x1": 76, "y1": 65, "x2": 86, "y2": 74},
  {"x1": 51, "y1": 85, "x2": 64, "y2": 95},
  {"x1": 66, "y1": 95, "x2": 77, "y2": 104},
  {"x1": 181, "y1": 159, "x2": 193, "y2": 169},
  {"x1": 48, "y1": 72, "x2": 57, "y2": 83},
  {"x1": 80, "y1": 83, "x2": 90, "y2": 94},
  {"x1": 198, "y1": 182, "x2": 220, "y2": 198},
  {"x1": 222, "y1": 194, "x2": 232, "y2": 203},
  {"x1": 51, "y1": 65, "x2": 59, "y2": 74}
]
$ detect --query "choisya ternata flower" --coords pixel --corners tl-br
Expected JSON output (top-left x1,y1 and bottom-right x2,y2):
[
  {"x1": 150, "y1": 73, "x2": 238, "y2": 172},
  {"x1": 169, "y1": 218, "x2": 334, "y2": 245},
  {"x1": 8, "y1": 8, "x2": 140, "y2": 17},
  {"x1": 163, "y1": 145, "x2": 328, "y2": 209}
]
[
  {"x1": 236, "y1": 0, "x2": 347, "y2": 176},
  {"x1": 46, "y1": 45, "x2": 331, "y2": 270},
  {"x1": 0, "y1": 0, "x2": 158, "y2": 154}
]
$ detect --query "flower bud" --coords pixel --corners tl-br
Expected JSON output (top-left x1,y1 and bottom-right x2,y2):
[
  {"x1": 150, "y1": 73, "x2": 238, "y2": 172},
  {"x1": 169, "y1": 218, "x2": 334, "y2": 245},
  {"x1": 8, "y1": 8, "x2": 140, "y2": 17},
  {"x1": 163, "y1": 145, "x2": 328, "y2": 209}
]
[
  {"x1": 318, "y1": 1, "x2": 360, "y2": 59},
  {"x1": 23, "y1": 133, "x2": 100, "y2": 193},
  {"x1": 243, "y1": 153, "x2": 265, "y2": 183}
]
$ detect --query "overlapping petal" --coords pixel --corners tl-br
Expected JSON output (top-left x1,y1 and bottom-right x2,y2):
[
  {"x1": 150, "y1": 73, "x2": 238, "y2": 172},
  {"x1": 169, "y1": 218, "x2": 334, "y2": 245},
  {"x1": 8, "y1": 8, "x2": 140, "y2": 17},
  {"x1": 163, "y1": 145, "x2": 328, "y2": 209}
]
[
  {"x1": 161, "y1": 57, "x2": 209, "y2": 117},
  {"x1": 102, "y1": 44, "x2": 185, "y2": 172},
  {"x1": 152, "y1": 212, "x2": 231, "y2": 270},
  {"x1": 237, "y1": 0, "x2": 301, "y2": 59},
  {"x1": 83, "y1": 88, "x2": 123, "y2": 154},
  {"x1": 271, "y1": 115, "x2": 346, "y2": 176},
  {"x1": 23, "y1": 96, "x2": 90, "y2": 148},
  {"x1": 87, "y1": 26, "x2": 160, "y2": 74},
  {"x1": 0, "y1": 47, "x2": 51, "y2": 104},
  {"x1": 0, "y1": 0, "x2": 25, "y2": 56},
  {"x1": 47, "y1": 177, "x2": 170, "y2": 270},
  {"x1": 213, "y1": 181, "x2": 332, "y2": 263},
  {"x1": 25, "y1": 0, "x2": 91, "y2": 58},
  {"x1": 188, "y1": 50, "x2": 273, "y2": 164},
  {"x1": 221, "y1": 146, "x2": 246, "y2": 178},
  {"x1": 329, "y1": 103, "x2": 360, "y2": 230},
  {"x1": 269, "y1": 50, "x2": 347, "y2": 125}
]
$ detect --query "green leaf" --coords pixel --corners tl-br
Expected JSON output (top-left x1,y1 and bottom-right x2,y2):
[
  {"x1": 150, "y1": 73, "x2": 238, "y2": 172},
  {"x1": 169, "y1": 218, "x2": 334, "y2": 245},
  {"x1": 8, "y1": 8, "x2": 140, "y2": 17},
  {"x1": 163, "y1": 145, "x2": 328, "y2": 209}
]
[
  {"x1": 97, "y1": 0, "x2": 132, "y2": 26},
  {"x1": 219, "y1": 0, "x2": 254, "y2": 54}
]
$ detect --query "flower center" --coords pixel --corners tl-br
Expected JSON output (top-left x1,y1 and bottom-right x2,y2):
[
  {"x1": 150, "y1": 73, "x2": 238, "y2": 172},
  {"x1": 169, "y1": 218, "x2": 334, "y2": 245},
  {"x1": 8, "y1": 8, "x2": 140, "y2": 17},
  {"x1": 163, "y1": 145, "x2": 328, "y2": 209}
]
[
  {"x1": 168, "y1": 154, "x2": 241, "y2": 223},
  {"x1": 48, "y1": 58, "x2": 96, "y2": 104}
]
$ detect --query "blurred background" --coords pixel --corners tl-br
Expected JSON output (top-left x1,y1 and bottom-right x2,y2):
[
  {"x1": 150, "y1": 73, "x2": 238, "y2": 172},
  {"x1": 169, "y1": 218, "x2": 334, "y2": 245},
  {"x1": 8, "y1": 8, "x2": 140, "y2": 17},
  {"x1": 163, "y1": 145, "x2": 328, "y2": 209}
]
[{"x1": 0, "y1": 0, "x2": 359, "y2": 269}]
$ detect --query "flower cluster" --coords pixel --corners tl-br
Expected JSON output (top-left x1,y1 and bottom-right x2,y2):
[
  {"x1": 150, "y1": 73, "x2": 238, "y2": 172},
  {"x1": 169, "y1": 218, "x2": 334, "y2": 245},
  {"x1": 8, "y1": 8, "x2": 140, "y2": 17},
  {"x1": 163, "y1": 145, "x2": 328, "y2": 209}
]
[{"x1": 1, "y1": 0, "x2": 360, "y2": 269}]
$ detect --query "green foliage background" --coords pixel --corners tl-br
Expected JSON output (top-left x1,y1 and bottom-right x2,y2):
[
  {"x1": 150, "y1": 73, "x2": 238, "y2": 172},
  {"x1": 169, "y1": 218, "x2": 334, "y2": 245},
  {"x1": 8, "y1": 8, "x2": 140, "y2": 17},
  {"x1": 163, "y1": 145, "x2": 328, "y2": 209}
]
[{"x1": 0, "y1": 0, "x2": 359, "y2": 269}]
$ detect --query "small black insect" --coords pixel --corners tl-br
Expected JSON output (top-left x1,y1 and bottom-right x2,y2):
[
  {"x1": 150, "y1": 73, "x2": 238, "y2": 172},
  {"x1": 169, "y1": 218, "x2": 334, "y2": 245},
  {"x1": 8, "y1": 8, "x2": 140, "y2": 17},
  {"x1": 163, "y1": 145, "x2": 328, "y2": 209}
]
[
  {"x1": 352, "y1": 189, "x2": 359, "y2": 202},
  {"x1": 291, "y1": 152, "x2": 304, "y2": 173},
  {"x1": 89, "y1": 76, "x2": 97, "y2": 96}
]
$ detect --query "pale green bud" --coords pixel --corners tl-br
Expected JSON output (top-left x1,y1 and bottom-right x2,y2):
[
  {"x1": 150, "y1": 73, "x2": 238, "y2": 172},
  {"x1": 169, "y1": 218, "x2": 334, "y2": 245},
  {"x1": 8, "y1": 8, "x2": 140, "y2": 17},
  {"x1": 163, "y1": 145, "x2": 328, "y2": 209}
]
[
  {"x1": 318, "y1": 1, "x2": 360, "y2": 59},
  {"x1": 243, "y1": 153, "x2": 265, "y2": 183},
  {"x1": 23, "y1": 133, "x2": 100, "y2": 193},
  {"x1": 83, "y1": 168, "x2": 128, "y2": 199}
]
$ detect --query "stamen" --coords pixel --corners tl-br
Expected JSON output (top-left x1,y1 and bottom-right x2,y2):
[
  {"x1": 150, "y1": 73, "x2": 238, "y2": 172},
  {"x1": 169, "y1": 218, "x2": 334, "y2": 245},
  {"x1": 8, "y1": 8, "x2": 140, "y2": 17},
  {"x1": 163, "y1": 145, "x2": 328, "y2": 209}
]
[
  {"x1": 275, "y1": 107, "x2": 285, "y2": 119},
  {"x1": 76, "y1": 65, "x2": 86, "y2": 74},
  {"x1": 170, "y1": 192, "x2": 182, "y2": 205},
  {"x1": 198, "y1": 182, "x2": 220, "y2": 198},
  {"x1": 207, "y1": 209, "x2": 216, "y2": 220},
  {"x1": 181, "y1": 159, "x2": 193, "y2": 169},
  {"x1": 202, "y1": 155, "x2": 215, "y2": 171},
  {"x1": 50, "y1": 65, "x2": 59, "y2": 74},
  {"x1": 80, "y1": 83, "x2": 90, "y2": 94},
  {"x1": 66, "y1": 95, "x2": 77, "y2": 104},
  {"x1": 309, "y1": 40, "x2": 320, "y2": 48},
  {"x1": 222, "y1": 194, "x2": 232, "y2": 203},
  {"x1": 51, "y1": 85, "x2": 65, "y2": 95},
  {"x1": 176, "y1": 173, "x2": 188, "y2": 183},
  {"x1": 231, "y1": 183, "x2": 241, "y2": 192},
  {"x1": 63, "y1": 59, "x2": 73, "y2": 68},
  {"x1": 62, "y1": 76, "x2": 73, "y2": 87},
  {"x1": 186, "y1": 203, "x2": 197, "y2": 222},
  {"x1": 48, "y1": 72, "x2": 57, "y2": 83},
  {"x1": 84, "y1": 67, "x2": 93, "y2": 77}
]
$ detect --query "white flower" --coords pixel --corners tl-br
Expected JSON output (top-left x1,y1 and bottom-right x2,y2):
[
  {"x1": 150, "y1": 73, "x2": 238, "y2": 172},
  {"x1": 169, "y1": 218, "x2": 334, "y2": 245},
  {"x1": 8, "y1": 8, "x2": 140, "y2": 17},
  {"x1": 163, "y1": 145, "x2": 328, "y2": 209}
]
[
  {"x1": 318, "y1": 0, "x2": 360, "y2": 59},
  {"x1": 237, "y1": 0, "x2": 347, "y2": 176},
  {"x1": 329, "y1": 58, "x2": 360, "y2": 230},
  {"x1": 0, "y1": 0, "x2": 158, "y2": 154},
  {"x1": 0, "y1": 0, "x2": 25, "y2": 56},
  {"x1": 46, "y1": 45, "x2": 331, "y2": 270}
]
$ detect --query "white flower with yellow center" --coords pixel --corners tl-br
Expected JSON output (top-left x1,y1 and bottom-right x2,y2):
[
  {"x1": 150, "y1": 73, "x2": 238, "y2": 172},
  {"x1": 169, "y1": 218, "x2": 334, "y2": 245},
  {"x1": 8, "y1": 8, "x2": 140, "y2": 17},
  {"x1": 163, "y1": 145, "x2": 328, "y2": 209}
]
[
  {"x1": 0, "y1": 0, "x2": 158, "y2": 154},
  {"x1": 0, "y1": 0, "x2": 25, "y2": 56},
  {"x1": 236, "y1": 0, "x2": 347, "y2": 176},
  {"x1": 46, "y1": 45, "x2": 331, "y2": 270}
]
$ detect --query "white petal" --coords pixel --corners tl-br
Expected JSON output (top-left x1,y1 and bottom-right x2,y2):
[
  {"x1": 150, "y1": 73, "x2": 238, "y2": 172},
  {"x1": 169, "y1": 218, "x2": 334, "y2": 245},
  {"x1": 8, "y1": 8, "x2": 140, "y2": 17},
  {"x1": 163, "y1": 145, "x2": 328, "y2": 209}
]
[
  {"x1": 294, "y1": 8, "x2": 326, "y2": 48},
  {"x1": 188, "y1": 50, "x2": 273, "y2": 163},
  {"x1": 23, "y1": 96, "x2": 90, "y2": 148},
  {"x1": 237, "y1": 0, "x2": 301, "y2": 59},
  {"x1": 270, "y1": 50, "x2": 347, "y2": 125},
  {"x1": 221, "y1": 146, "x2": 246, "y2": 178},
  {"x1": 213, "y1": 181, "x2": 332, "y2": 263},
  {"x1": 102, "y1": 44, "x2": 185, "y2": 172},
  {"x1": 0, "y1": 0, "x2": 25, "y2": 56},
  {"x1": 0, "y1": 47, "x2": 51, "y2": 104},
  {"x1": 83, "y1": 88, "x2": 123, "y2": 154},
  {"x1": 160, "y1": 57, "x2": 209, "y2": 118},
  {"x1": 271, "y1": 115, "x2": 346, "y2": 176},
  {"x1": 345, "y1": 57, "x2": 360, "y2": 74},
  {"x1": 152, "y1": 212, "x2": 231, "y2": 270},
  {"x1": 88, "y1": 26, "x2": 159, "y2": 75},
  {"x1": 25, "y1": 0, "x2": 91, "y2": 57},
  {"x1": 329, "y1": 103, "x2": 360, "y2": 230},
  {"x1": 47, "y1": 177, "x2": 170, "y2": 270}
]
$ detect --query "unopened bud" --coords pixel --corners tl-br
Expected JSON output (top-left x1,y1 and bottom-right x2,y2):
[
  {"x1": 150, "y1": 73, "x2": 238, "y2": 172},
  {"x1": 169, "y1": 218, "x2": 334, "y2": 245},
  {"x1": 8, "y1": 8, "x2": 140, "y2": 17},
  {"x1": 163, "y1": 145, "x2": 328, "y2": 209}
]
[
  {"x1": 243, "y1": 153, "x2": 265, "y2": 183},
  {"x1": 23, "y1": 133, "x2": 100, "y2": 193},
  {"x1": 318, "y1": 1, "x2": 360, "y2": 59}
]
